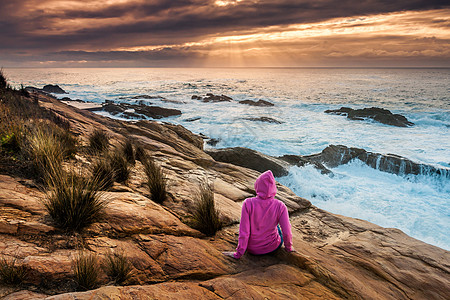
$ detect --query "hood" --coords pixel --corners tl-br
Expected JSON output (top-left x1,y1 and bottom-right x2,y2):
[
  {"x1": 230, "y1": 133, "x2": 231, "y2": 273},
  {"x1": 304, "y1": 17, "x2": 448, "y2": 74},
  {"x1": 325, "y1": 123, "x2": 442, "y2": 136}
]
[{"x1": 254, "y1": 170, "x2": 277, "y2": 200}]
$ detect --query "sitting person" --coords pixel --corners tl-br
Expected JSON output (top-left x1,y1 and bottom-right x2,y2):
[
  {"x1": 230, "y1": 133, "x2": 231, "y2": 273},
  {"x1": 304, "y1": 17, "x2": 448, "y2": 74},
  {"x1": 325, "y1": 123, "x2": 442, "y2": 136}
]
[{"x1": 223, "y1": 170, "x2": 294, "y2": 259}]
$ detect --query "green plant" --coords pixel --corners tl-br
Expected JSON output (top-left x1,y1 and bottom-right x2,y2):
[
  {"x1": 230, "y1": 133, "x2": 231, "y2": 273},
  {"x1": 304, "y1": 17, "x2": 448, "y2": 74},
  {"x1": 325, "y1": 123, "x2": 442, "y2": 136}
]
[
  {"x1": 88, "y1": 129, "x2": 109, "y2": 153},
  {"x1": 192, "y1": 182, "x2": 222, "y2": 236},
  {"x1": 143, "y1": 158, "x2": 167, "y2": 204},
  {"x1": 73, "y1": 252, "x2": 100, "y2": 291},
  {"x1": 122, "y1": 140, "x2": 135, "y2": 165},
  {"x1": 104, "y1": 251, "x2": 133, "y2": 285},
  {"x1": 44, "y1": 166, "x2": 107, "y2": 232},
  {"x1": 0, "y1": 257, "x2": 27, "y2": 285}
]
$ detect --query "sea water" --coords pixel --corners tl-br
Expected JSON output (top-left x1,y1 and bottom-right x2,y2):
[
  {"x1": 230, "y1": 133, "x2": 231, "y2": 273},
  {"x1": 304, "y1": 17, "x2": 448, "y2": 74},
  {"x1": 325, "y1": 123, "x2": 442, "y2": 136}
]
[{"x1": 6, "y1": 67, "x2": 450, "y2": 250}]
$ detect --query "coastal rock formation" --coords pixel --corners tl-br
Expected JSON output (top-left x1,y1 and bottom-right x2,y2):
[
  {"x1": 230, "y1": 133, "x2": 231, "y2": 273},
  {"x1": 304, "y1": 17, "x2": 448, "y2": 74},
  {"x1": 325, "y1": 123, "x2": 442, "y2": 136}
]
[
  {"x1": 244, "y1": 116, "x2": 284, "y2": 124},
  {"x1": 0, "y1": 92, "x2": 449, "y2": 299},
  {"x1": 325, "y1": 107, "x2": 414, "y2": 127},
  {"x1": 89, "y1": 101, "x2": 182, "y2": 119},
  {"x1": 192, "y1": 93, "x2": 233, "y2": 102},
  {"x1": 239, "y1": 99, "x2": 274, "y2": 107},
  {"x1": 42, "y1": 85, "x2": 67, "y2": 94}
]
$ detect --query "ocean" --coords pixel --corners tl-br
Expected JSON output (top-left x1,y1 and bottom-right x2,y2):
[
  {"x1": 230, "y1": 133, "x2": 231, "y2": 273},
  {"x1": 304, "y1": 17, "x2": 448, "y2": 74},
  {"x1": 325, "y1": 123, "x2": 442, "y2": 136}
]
[{"x1": 6, "y1": 67, "x2": 450, "y2": 250}]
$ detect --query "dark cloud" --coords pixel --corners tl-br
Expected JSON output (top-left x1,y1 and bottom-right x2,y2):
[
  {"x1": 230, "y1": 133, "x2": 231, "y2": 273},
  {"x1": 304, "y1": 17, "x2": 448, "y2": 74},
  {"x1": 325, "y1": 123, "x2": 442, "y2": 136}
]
[{"x1": 0, "y1": 0, "x2": 448, "y2": 66}]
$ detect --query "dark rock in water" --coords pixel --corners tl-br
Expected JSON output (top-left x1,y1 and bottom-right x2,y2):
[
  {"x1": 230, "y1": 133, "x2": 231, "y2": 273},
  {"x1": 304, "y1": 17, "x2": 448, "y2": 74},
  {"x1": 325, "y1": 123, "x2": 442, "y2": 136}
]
[
  {"x1": 184, "y1": 117, "x2": 201, "y2": 122},
  {"x1": 60, "y1": 97, "x2": 85, "y2": 103},
  {"x1": 325, "y1": 107, "x2": 414, "y2": 127},
  {"x1": 193, "y1": 93, "x2": 232, "y2": 103},
  {"x1": 206, "y1": 138, "x2": 220, "y2": 146},
  {"x1": 91, "y1": 101, "x2": 181, "y2": 119},
  {"x1": 239, "y1": 99, "x2": 274, "y2": 107},
  {"x1": 278, "y1": 155, "x2": 332, "y2": 175},
  {"x1": 305, "y1": 144, "x2": 449, "y2": 178},
  {"x1": 206, "y1": 147, "x2": 290, "y2": 177},
  {"x1": 42, "y1": 84, "x2": 67, "y2": 94},
  {"x1": 130, "y1": 95, "x2": 161, "y2": 100},
  {"x1": 244, "y1": 117, "x2": 284, "y2": 124}
]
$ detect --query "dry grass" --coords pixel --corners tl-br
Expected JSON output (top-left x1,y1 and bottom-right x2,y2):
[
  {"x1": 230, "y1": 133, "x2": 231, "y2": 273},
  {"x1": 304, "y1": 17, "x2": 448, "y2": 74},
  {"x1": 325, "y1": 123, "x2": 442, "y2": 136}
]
[
  {"x1": 0, "y1": 257, "x2": 27, "y2": 285},
  {"x1": 192, "y1": 182, "x2": 222, "y2": 236},
  {"x1": 88, "y1": 130, "x2": 109, "y2": 153},
  {"x1": 122, "y1": 140, "x2": 135, "y2": 165},
  {"x1": 104, "y1": 251, "x2": 133, "y2": 285},
  {"x1": 143, "y1": 158, "x2": 167, "y2": 204},
  {"x1": 73, "y1": 252, "x2": 100, "y2": 291}
]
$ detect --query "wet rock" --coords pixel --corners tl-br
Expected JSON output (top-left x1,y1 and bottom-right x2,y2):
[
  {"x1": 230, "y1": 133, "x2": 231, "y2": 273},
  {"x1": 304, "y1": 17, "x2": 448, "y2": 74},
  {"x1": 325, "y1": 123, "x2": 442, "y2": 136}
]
[
  {"x1": 60, "y1": 97, "x2": 84, "y2": 103},
  {"x1": 193, "y1": 94, "x2": 232, "y2": 103},
  {"x1": 184, "y1": 117, "x2": 201, "y2": 122},
  {"x1": 42, "y1": 85, "x2": 67, "y2": 94},
  {"x1": 244, "y1": 117, "x2": 284, "y2": 124},
  {"x1": 206, "y1": 138, "x2": 220, "y2": 146},
  {"x1": 90, "y1": 102, "x2": 181, "y2": 119},
  {"x1": 325, "y1": 107, "x2": 414, "y2": 127},
  {"x1": 239, "y1": 99, "x2": 274, "y2": 107}
]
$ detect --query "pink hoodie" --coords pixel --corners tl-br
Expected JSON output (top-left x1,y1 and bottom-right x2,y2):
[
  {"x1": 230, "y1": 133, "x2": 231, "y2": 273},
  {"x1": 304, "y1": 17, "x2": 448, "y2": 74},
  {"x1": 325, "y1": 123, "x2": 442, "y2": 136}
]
[{"x1": 234, "y1": 170, "x2": 293, "y2": 259}]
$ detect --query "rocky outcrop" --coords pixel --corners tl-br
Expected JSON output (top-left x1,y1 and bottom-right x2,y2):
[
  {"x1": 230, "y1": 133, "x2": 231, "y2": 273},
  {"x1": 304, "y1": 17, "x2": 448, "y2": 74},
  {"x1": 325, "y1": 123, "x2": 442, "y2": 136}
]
[
  {"x1": 0, "y1": 93, "x2": 449, "y2": 299},
  {"x1": 192, "y1": 94, "x2": 232, "y2": 103},
  {"x1": 305, "y1": 144, "x2": 450, "y2": 178},
  {"x1": 325, "y1": 107, "x2": 414, "y2": 127},
  {"x1": 88, "y1": 101, "x2": 182, "y2": 119},
  {"x1": 42, "y1": 85, "x2": 67, "y2": 94},
  {"x1": 239, "y1": 99, "x2": 274, "y2": 107},
  {"x1": 244, "y1": 117, "x2": 284, "y2": 124}
]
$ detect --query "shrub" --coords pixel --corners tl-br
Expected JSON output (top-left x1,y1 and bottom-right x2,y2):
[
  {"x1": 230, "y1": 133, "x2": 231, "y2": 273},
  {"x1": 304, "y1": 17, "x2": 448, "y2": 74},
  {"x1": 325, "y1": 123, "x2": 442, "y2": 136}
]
[
  {"x1": 143, "y1": 158, "x2": 167, "y2": 204},
  {"x1": 122, "y1": 140, "x2": 135, "y2": 165},
  {"x1": 44, "y1": 166, "x2": 107, "y2": 232},
  {"x1": 192, "y1": 182, "x2": 222, "y2": 236},
  {"x1": 110, "y1": 151, "x2": 130, "y2": 183},
  {"x1": 0, "y1": 257, "x2": 27, "y2": 285},
  {"x1": 104, "y1": 251, "x2": 133, "y2": 285},
  {"x1": 73, "y1": 252, "x2": 100, "y2": 291},
  {"x1": 88, "y1": 130, "x2": 109, "y2": 153}
]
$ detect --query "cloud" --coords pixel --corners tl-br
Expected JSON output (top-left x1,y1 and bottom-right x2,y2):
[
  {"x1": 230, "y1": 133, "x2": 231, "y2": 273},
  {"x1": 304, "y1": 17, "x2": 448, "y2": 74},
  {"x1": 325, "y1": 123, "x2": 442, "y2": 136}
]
[{"x1": 0, "y1": 0, "x2": 448, "y2": 66}]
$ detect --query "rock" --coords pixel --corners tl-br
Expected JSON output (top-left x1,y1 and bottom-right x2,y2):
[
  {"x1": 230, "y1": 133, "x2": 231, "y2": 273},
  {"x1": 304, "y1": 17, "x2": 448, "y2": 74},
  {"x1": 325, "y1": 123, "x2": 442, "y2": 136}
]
[
  {"x1": 206, "y1": 138, "x2": 220, "y2": 146},
  {"x1": 194, "y1": 94, "x2": 232, "y2": 103},
  {"x1": 184, "y1": 117, "x2": 201, "y2": 122},
  {"x1": 42, "y1": 85, "x2": 67, "y2": 94},
  {"x1": 239, "y1": 99, "x2": 274, "y2": 107},
  {"x1": 325, "y1": 107, "x2": 414, "y2": 127},
  {"x1": 2, "y1": 290, "x2": 47, "y2": 299},
  {"x1": 244, "y1": 117, "x2": 283, "y2": 124},
  {"x1": 60, "y1": 97, "x2": 84, "y2": 103},
  {"x1": 91, "y1": 102, "x2": 181, "y2": 119},
  {"x1": 206, "y1": 147, "x2": 290, "y2": 177},
  {"x1": 304, "y1": 144, "x2": 450, "y2": 177}
]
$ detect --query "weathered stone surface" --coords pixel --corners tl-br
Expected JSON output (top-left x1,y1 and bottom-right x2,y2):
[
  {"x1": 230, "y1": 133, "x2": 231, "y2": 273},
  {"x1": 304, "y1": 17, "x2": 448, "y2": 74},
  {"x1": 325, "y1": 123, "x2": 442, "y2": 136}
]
[
  {"x1": 3, "y1": 290, "x2": 47, "y2": 299},
  {"x1": 325, "y1": 106, "x2": 414, "y2": 127},
  {"x1": 239, "y1": 99, "x2": 274, "y2": 106}
]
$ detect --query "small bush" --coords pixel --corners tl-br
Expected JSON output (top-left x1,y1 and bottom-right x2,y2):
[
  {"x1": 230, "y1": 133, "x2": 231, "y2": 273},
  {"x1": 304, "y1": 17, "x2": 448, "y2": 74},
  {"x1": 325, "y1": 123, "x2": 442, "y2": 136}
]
[
  {"x1": 134, "y1": 144, "x2": 147, "y2": 162},
  {"x1": 192, "y1": 183, "x2": 222, "y2": 236},
  {"x1": 0, "y1": 257, "x2": 27, "y2": 285},
  {"x1": 143, "y1": 159, "x2": 167, "y2": 204},
  {"x1": 91, "y1": 158, "x2": 115, "y2": 190},
  {"x1": 44, "y1": 166, "x2": 107, "y2": 232},
  {"x1": 122, "y1": 140, "x2": 135, "y2": 165},
  {"x1": 73, "y1": 252, "x2": 100, "y2": 291},
  {"x1": 104, "y1": 251, "x2": 133, "y2": 285},
  {"x1": 110, "y1": 151, "x2": 130, "y2": 183},
  {"x1": 88, "y1": 130, "x2": 109, "y2": 153}
]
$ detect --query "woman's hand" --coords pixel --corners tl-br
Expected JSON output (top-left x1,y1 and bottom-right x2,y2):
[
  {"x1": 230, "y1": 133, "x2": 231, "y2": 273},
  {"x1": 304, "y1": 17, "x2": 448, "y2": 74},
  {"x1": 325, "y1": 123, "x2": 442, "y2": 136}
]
[{"x1": 222, "y1": 251, "x2": 237, "y2": 259}]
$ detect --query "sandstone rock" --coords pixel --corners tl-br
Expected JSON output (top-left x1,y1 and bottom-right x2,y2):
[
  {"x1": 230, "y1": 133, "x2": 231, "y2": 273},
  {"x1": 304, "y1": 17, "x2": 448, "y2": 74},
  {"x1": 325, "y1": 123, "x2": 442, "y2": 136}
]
[
  {"x1": 325, "y1": 106, "x2": 414, "y2": 127},
  {"x1": 42, "y1": 85, "x2": 67, "y2": 94},
  {"x1": 239, "y1": 99, "x2": 274, "y2": 107},
  {"x1": 2, "y1": 290, "x2": 47, "y2": 299}
]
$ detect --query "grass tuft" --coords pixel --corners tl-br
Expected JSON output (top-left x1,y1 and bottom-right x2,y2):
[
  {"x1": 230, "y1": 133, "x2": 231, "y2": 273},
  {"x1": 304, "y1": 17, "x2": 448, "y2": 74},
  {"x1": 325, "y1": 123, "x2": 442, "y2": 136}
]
[
  {"x1": 134, "y1": 144, "x2": 147, "y2": 162},
  {"x1": 88, "y1": 130, "x2": 109, "y2": 153},
  {"x1": 0, "y1": 257, "x2": 27, "y2": 285},
  {"x1": 0, "y1": 68, "x2": 10, "y2": 90},
  {"x1": 110, "y1": 151, "x2": 130, "y2": 183},
  {"x1": 192, "y1": 182, "x2": 222, "y2": 236},
  {"x1": 122, "y1": 140, "x2": 135, "y2": 165},
  {"x1": 73, "y1": 252, "x2": 100, "y2": 291},
  {"x1": 44, "y1": 165, "x2": 107, "y2": 232},
  {"x1": 91, "y1": 158, "x2": 115, "y2": 190},
  {"x1": 104, "y1": 251, "x2": 133, "y2": 285},
  {"x1": 143, "y1": 158, "x2": 167, "y2": 204}
]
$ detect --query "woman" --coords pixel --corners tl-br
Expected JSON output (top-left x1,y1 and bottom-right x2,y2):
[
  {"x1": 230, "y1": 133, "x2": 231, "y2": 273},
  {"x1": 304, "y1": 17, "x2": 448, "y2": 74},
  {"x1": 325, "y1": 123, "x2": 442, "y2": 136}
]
[{"x1": 223, "y1": 170, "x2": 294, "y2": 259}]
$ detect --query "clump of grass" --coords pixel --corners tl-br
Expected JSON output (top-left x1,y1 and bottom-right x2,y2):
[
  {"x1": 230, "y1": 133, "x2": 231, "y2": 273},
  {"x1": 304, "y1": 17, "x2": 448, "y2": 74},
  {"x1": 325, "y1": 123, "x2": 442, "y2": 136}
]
[
  {"x1": 88, "y1": 129, "x2": 109, "y2": 153},
  {"x1": 192, "y1": 182, "x2": 222, "y2": 236},
  {"x1": 91, "y1": 150, "x2": 130, "y2": 189},
  {"x1": 0, "y1": 68, "x2": 10, "y2": 90},
  {"x1": 0, "y1": 257, "x2": 27, "y2": 285},
  {"x1": 110, "y1": 151, "x2": 130, "y2": 183},
  {"x1": 44, "y1": 165, "x2": 107, "y2": 232},
  {"x1": 134, "y1": 144, "x2": 147, "y2": 162},
  {"x1": 91, "y1": 158, "x2": 115, "y2": 190},
  {"x1": 73, "y1": 252, "x2": 100, "y2": 291},
  {"x1": 121, "y1": 140, "x2": 135, "y2": 165},
  {"x1": 55, "y1": 127, "x2": 78, "y2": 158},
  {"x1": 143, "y1": 158, "x2": 167, "y2": 204},
  {"x1": 104, "y1": 251, "x2": 133, "y2": 285}
]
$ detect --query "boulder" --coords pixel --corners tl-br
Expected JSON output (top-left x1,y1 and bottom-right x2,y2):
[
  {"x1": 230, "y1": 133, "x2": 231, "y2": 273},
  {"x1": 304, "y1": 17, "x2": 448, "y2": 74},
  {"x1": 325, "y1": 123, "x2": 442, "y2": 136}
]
[
  {"x1": 193, "y1": 94, "x2": 232, "y2": 103},
  {"x1": 42, "y1": 85, "x2": 67, "y2": 94},
  {"x1": 325, "y1": 107, "x2": 414, "y2": 127},
  {"x1": 239, "y1": 99, "x2": 274, "y2": 107},
  {"x1": 90, "y1": 102, "x2": 181, "y2": 119},
  {"x1": 244, "y1": 117, "x2": 284, "y2": 124}
]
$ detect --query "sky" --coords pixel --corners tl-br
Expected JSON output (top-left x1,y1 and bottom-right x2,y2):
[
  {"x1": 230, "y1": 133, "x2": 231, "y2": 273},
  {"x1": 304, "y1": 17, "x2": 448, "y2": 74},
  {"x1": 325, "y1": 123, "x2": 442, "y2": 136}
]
[{"x1": 0, "y1": 0, "x2": 449, "y2": 67}]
